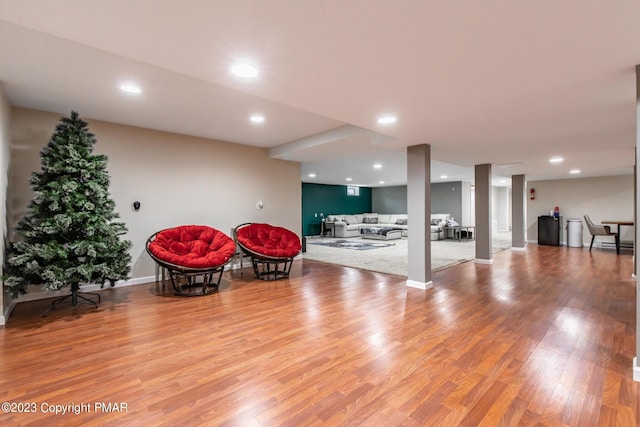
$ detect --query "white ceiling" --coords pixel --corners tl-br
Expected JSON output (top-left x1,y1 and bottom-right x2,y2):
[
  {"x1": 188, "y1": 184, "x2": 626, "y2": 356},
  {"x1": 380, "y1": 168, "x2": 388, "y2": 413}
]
[{"x1": 0, "y1": 1, "x2": 638, "y2": 188}]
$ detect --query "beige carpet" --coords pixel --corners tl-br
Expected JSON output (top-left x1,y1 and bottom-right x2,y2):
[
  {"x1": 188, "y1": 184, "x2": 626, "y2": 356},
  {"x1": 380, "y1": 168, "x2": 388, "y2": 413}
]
[{"x1": 304, "y1": 232, "x2": 513, "y2": 276}]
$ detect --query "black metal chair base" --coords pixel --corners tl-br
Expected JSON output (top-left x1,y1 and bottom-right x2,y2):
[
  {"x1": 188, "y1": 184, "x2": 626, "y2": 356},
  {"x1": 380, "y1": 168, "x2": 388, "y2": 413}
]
[
  {"x1": 43, "y1": 289, "x2": 101, "y2": 316},
  {"x1": 251, "y1": 257, "x2": 294, "y2": 281},
  {"x1": 589, "y1": 234, "x2": 620, "y2": 254},
  {"x1": 167, "y1": 268, "x2": 225, "y2": 296}
]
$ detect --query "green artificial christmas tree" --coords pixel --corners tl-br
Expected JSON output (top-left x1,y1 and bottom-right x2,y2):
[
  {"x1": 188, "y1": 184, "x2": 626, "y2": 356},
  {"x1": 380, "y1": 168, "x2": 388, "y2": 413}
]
[{"x1": 7, "y1": 111, "x2": 131, "y2": 311}]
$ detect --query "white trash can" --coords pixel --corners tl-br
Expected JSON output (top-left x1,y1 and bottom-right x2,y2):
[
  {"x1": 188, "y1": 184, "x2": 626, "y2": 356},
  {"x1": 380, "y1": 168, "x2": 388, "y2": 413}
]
[{"x1": 567, "y1": 218, "x2": 583, "y2": 248}]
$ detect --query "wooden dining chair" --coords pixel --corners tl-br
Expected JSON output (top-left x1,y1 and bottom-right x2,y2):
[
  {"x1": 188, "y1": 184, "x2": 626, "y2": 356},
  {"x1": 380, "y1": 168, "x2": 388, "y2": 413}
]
[{"x1": 584, "y1": 215, "x2": 619, "y2": 254}]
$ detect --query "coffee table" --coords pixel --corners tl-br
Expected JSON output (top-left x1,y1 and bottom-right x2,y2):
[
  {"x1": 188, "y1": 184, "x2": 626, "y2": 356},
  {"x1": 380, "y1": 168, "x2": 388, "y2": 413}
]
[{"x1": 360, "y1": 226, "x2": 403, "y2": 240}]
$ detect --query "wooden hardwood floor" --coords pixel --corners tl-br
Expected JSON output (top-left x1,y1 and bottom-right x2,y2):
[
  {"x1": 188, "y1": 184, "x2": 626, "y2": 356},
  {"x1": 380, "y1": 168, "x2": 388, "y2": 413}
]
[{"x1": 0, "y1": 245, "x2": 637, "y2": 426}]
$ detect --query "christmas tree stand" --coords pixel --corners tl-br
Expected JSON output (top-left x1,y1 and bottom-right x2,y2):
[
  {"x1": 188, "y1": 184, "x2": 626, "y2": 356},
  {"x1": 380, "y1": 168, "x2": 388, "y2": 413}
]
[{"x1": 43, "y1": 283, "x2": 101, "y2": 316}]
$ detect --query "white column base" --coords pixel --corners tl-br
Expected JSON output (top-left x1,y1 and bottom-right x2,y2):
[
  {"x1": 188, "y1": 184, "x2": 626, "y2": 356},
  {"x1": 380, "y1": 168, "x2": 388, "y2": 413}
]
[
  {"x1": 511, "y1": 246, "x2": 526, "y2": 252},
  {"x1": 474, "y1": 258, "x2": 494, "y2": 265},
  {"x1": 633, "y1": 357, "x2": 640, "y2": 382},
  {"x1": 406, "y1": 279, "x2": 433, "y2": 290}
]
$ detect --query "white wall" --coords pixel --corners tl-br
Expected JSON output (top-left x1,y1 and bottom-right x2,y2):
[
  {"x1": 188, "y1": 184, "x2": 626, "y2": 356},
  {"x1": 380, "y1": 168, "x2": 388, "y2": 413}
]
[
  {"x1": 492, "y1": 186, "x2": 510, "y2": 232},
  {"x1": 9, "y1": 108, "x2": 302, "y2": 282},
  {"x1": 0, "y1": 85, "x2": 11, "y2": 325},
  {"x1": 461, "y1": 181, "x2": 472, "y2": 226},
  {"x1": 526, "y1": 175, "x2": 634, "y2": 245}
]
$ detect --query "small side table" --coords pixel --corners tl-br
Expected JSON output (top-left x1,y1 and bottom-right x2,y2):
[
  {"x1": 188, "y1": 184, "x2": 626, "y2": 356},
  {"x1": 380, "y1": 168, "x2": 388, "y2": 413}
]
[
  {"x1": 321, "y1": 221, "x2": 335, "y2": 238},
  {"x1": 444, "y1": 225, "x2": 475, "y2": 242},
  {"x1": 460, "y1": 226, "x2": 475, "y2": 241}
]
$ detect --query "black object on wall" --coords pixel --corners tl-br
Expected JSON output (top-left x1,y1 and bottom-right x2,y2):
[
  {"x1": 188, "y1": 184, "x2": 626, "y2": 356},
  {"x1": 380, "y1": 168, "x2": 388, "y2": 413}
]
[{"x1": 538, "y1": 216, "x2": 562, "y2": 246}]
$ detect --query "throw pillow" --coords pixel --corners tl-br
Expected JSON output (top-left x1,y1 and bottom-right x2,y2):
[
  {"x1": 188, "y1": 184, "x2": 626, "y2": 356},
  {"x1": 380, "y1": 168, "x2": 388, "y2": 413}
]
[
  {"x1": 396, "y1": 218, "x2": 408, "y2": 225},
  {"x1": 363, "y1": 217, "x2": 378, "y2": 224}
]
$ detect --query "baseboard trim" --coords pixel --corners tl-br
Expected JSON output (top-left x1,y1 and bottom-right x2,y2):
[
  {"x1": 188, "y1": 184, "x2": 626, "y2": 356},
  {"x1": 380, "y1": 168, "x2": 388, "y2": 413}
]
[
  {"x1": 224, "y1": 254, "x2": 302, "y2": 271},
  {"x1": 633, "y1": 357, "x2": 640, "y2": 382},
  {"x1": 511, "y1": 246, "x2": 526, "y2": 252},
  {"x1": 10, "y1": 275, "x2": 156, "y2": 304},
  {"x1": 406, "y1": 279, "x2": 433, "y2": 290},
  {"x1": 475, "y1": 258, "x2": 494, "y2": 265},
  {"x1": 2, "y1": 299, "x2": 17, "y2": 325}
]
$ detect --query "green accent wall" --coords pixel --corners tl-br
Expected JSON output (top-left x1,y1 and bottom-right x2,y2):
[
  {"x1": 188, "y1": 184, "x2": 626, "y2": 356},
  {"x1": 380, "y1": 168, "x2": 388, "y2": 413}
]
[{"x1": 302, "y1": 183, "x2": 372, "y2": 236}]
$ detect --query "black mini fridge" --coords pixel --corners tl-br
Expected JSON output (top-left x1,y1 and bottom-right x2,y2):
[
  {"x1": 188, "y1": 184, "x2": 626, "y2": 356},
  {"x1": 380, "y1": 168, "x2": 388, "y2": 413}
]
[{"x1": 538, "y1": 216, "x2": 562, "y2": 246}]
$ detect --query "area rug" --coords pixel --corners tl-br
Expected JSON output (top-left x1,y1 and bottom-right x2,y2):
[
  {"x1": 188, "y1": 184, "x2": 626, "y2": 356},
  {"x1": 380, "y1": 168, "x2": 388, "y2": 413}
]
[
  {"x1": 303, "y1": 232, "x2": 513, "y2": 276},
  {"x1": 310, "y1": 239, "x2": 395, "y2": 251}
]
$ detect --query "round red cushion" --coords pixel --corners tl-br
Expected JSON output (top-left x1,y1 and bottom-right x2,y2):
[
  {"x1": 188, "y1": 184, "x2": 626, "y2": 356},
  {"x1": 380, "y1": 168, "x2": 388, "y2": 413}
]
[
  {"x1": 236, "y1": 223, "x2": 301, "y2": 258},
  {"x1": 148, "y1": 225, "x2": 236, "y2": 269}
]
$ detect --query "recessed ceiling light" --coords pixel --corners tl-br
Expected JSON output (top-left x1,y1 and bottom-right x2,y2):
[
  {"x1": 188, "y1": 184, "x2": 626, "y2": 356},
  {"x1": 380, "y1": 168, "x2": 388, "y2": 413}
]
[
  {"x1": 440, "y1": 175, "x2": 448, "y2": 179},
  {"x1": 231, "y1": 63, "x2": 258, "y2": 78},
  {"x1": 120, "y1": 83, "x2": 141, "y2": 94},
  {"x1": 569, "y1": 169, "x2": 581, "y2": 174},
  {"x1": 373, "y1": 164, "x2": 383, "y2": 169},
  {"x1": 377, "y1": 116, "x2": 397, "y2": 125},
  {"x1": 250, "y1": 115, "x2": 265, "y2": 123},
  {"x1": 308, "y1": 173, "x2": 316, "y2": 178},
  {"x1": 549, "y1": 157, "x2": 564, "y2": 163},
  {"x1": 346, "y1": 177, "x2": 353, "y2": 181},
  {"x1": 379, "y1": 181, "x2": 385, "y2": 184}
]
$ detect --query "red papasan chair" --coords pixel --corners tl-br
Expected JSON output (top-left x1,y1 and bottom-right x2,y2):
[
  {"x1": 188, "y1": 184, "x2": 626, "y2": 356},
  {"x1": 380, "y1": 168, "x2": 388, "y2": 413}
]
[
  {"x1": 234, "y1": 223, "x2": 302, "y2": 280},
  {"x1": 146, "y1": 225, "x2": 236, "y2": 295}
]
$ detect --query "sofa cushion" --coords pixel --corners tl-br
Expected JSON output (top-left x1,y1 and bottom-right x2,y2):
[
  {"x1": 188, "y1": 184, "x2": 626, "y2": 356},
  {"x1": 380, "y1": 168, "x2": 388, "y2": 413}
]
[
  {"x1": 377, "y1": 214, "x2": 392, "y2": 224},
  {"x1": 343, "y1": 214, "x2": 358, "y2": 225},
  {"x1": 396, "y1": 218, "x2": 408, "y2": 225},
  {"x1": 389, "y1": 214, "x2": 407, "y2": 224},
  {"x1": 354, "y1": 214, "x2": 365, "y2": 223},
  {"x1": 236, "y1": 223, "x2": 301, "y2": 258},
  {"x1": 431, "y1": 214, "x2": 452, "y2": 226},
  {"x1": 363, "y1": 217, "x2": 378, "y2": 224},
  {"x1": 149, "y1": 225, "x2": 236, "y2": 269}
]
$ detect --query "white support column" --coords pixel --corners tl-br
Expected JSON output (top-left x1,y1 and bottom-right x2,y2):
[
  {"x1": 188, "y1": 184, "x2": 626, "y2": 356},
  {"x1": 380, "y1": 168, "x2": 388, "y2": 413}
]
[
  {"x1": 512, "y1": 174, "x2": 526, "y2": 251},
  {"x1": 406, "y1": 144, "x2": 432, "y2": 290},
  {"x1": 475, "y1": 164, "x2": 493, "y2": 264}
]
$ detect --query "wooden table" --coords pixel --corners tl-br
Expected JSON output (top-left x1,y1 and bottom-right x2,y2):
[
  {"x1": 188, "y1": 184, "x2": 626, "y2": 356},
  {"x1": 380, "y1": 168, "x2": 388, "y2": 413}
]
[
  {"x1": 602, "y1": 220, "x2": 634, "y2": 235},
  {"x1": 602, "y1": 220, "x2": 634, "y2": 254}
]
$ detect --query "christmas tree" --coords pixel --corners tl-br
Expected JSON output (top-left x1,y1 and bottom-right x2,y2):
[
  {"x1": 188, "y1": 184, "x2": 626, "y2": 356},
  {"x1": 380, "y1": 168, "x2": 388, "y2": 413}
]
[{"x1": 7, "y1": 111, "x2": 131, "y2": 307}]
